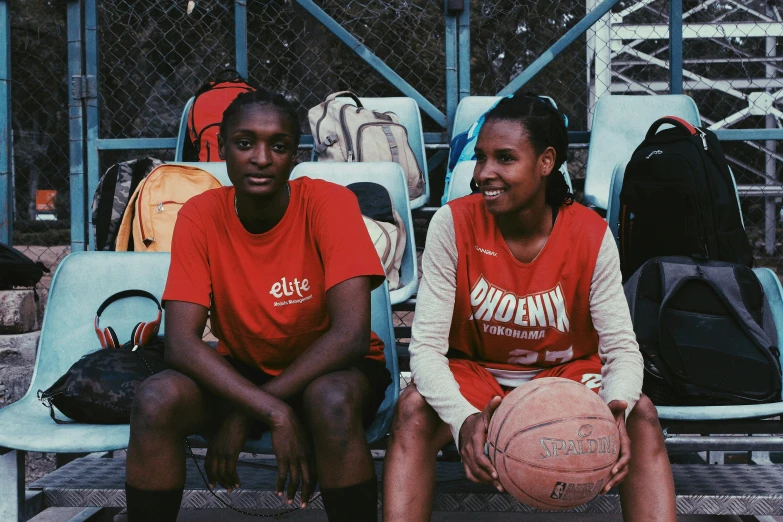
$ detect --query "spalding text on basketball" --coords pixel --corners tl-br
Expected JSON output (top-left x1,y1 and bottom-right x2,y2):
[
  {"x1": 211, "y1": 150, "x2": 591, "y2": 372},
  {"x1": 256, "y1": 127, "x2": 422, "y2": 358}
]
[{"x1": 539, "y1": 424, "x2": 617, "y2": 459}]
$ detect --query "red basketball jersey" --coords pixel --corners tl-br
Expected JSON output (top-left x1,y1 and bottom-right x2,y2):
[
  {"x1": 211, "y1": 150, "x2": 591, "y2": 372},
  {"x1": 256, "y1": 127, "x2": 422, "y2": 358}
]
[{"x1": 447, "y1": 196, "x2": 608, "y2": 372}]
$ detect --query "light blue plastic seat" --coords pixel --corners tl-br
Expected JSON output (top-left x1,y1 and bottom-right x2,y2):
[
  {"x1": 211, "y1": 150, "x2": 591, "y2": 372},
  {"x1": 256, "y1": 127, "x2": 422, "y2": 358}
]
[
  {"x1": 174, "y1": 96, "x2": 195, "y2": 162},
  {"x1": 312, "y1": 96, "x2": 430, "y2": 210},
  {"x1": 445, "y1": 160, "x2": 477, "y2": 202},
  {"x1": 0, "y1": 251, "x2": 399, "y2": 517},
  {"x1": 0, "y1": 252, "x2": 170, "y2": 453},
  {"x1": 290, "y1": 161, "x2": 418, "y2": 305},
  {"x1": 452, "y1": 96, "x2": 501, "y2": 138},
  {"x1": 585, "y1": 95, "x2": 701, "y2": 211}
]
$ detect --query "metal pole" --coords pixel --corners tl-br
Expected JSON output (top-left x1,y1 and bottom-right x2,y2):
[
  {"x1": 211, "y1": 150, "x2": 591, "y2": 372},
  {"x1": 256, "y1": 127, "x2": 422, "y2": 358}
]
[
  {"x1": 444, "y1": 0, "x2": 458, "y2": 135},
  {"x1": 669, "y1": 0, "x2": 683, "y2": 94},
  {"x1": 235, "y1": 0, "x2": 248, "y2": 79},
  {"x1": 84, "y1": 0, "x2": 99, "y2": 250},
  {"x1": 67, "y1": 0, "x2": 86, "y2": 252},
  {"x1": 0, "y1": 0, "x2": 11, "y2": 245},
  {"x1": 457, "y1": 0, "x2": 470, "y2": 102},
  {"x1": 586, "y1": 0, "x2": 597, "y2": 130},
  {"x1": 765, "y1": 1, "x2": 777, "y2": 256}
]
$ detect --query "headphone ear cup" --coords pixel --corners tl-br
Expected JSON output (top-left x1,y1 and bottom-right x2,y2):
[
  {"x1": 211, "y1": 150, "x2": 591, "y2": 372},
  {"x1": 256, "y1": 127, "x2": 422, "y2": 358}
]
[
  {"x1": 105, "y1": 327, "x2": 120, "y2": 349},
  {"x1": 136, "y1": 321, "x2": 160, "y2": 348},
  {"x1": 131, "y1": 322, "x2": 143, "y2": 347},
  {"x1": 96, "y1": 328, "x2": 108, "y2": 349}
]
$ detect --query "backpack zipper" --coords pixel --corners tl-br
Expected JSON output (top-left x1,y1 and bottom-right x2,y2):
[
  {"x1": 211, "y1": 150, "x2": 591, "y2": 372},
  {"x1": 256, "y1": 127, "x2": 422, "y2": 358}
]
[
  {"x1": 697, "y1": 128, "x2": 708, "y2": 150},
  {"x1": 339, "y1": 104, "x2": 355, "y2": 161},
  {"x1": 136, "y1": 177, "x2": 151, "y2": 244},
  {"x1": 315, "y1": 103, "x2": 330, "y2": 148},
  {"x1": 156, "y1": 200, "x2": 185, "y2": 213}
]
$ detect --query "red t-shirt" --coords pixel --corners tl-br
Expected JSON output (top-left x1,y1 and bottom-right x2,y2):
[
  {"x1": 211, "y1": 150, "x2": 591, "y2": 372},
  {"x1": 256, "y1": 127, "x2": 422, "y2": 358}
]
[
  {"x1": 447, "y1": 196, "x2": 607, "y2": 371},
  {"x1": 163, "y1": 177, "x2": 386, "y2": 375}
]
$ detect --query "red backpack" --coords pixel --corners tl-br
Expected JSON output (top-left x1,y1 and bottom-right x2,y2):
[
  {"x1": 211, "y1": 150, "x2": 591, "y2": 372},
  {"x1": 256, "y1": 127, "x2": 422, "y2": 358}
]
[{"x1": 184, "y1": 70, "x2": 255, "y2": 162}]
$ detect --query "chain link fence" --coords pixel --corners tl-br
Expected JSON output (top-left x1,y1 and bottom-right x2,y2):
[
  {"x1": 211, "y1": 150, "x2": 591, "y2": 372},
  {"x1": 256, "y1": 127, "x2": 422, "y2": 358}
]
[{"x1": 10, "y1": 0, "x2": 70, "y2": 295}]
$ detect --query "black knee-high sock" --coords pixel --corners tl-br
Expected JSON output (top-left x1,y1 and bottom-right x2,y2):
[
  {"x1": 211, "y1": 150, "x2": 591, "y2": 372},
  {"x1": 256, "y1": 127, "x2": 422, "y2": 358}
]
[
  {"x1": 125, "y1": 482, "x2": 184, "y2": 522},
  {"x1": 320, "y1": 477, "x2": 378, "y2": 522}
]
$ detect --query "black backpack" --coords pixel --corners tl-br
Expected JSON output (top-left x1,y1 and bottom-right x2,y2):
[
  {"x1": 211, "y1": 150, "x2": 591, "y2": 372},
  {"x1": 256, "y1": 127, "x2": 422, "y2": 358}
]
[
  {"x1": 625, "y1": 256, "x2": 781, "y2": 405},
  {"x1": 619, "y1": 117, "x2": 753, "y2": 281},
  {"x1": 0, "y1": 242, "x2": 48, "y2": 289}
]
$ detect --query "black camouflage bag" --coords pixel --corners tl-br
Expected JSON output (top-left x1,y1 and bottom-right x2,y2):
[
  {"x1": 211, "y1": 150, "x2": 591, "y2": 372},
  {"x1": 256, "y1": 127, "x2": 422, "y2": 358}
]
[
  {"x1": 91, "y1": 158, "x2": 163, "y2": 251},
  {"x1": 38, "y1": 338, "x2": 168, "y2": 424}
]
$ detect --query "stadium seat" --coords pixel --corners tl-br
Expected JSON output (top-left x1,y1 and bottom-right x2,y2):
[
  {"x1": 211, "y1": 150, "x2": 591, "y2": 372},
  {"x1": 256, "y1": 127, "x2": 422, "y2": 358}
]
[
  {"x1": 0, "y1": 252, "x2": 399, "y2": 516},
  {"x1": 174, "y1": 96, "x2": 195, "y2": 162},
  {"x1": 584, "y1": 94, "x2": 701, "y2": 210},
  {"x1": 445, "y1": 160, "x2": 477, "y2": 202},
  {"x1": 452, "y1": 96, "x2": 501, "y2": 138},
  {"x1": 290, "y1": 161, "x2": 418, "y2": 305}
]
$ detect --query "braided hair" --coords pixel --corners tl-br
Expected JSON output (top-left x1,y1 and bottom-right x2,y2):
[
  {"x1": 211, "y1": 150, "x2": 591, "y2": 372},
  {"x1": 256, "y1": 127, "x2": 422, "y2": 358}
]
[
  {"x1": 219, "y1": 89, "x2": 301, "y2": 146},
  {"x1": 483, "y1": 95, "x2": 574, "y2": 207}
]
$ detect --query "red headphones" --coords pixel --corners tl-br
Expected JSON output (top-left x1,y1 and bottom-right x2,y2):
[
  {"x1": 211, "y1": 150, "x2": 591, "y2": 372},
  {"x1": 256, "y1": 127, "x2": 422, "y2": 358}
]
[{"x1": 94, "y1": 290, "x2": 162, "y2": 349}]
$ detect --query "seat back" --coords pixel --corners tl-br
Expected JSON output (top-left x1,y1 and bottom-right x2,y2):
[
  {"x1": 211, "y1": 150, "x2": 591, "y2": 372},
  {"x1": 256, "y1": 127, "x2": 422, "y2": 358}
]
[
  {"x1": 584, "y1": 95, "x2": 701, "y2": 210},
  {"x1": 174, "y1": 97, "x2": 195, "y2": 162},
  {"x1": 290, "y1": 161, "x2": 418, "y2": 304},
  {"x1": 452, "y1": 96, "x2": 501, "y2": 138},
  {"x1": 365, "y1": 280, "x2": 399, "y2": 442},
  {"x1": 25, "y1": 252, "x2": 170, "y2": 399},
  {"x1": 445, "y1": 160, "x2": 477, "y2": 202}
]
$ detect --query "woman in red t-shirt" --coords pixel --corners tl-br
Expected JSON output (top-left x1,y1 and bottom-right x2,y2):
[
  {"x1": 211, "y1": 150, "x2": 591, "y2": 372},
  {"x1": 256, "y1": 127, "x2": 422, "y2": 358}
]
[
  {"x1": 125, "y1": 89, "x2": 390, "y2": 522},
  {"x1": 383, "y1": 95, "x2": 676, "y2": 521}
]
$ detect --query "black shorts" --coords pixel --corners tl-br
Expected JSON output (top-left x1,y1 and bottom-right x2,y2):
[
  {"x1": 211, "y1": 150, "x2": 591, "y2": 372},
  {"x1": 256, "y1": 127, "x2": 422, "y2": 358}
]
[{"x1": 223, "y1": 356, "x2": 392, "y2": 438}]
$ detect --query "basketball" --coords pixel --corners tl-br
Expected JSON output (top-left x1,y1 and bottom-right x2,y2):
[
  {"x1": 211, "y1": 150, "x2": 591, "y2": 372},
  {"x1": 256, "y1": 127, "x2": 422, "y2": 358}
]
[{"x1": 486, "y1": 377, "x2": 620, "y2": 510}]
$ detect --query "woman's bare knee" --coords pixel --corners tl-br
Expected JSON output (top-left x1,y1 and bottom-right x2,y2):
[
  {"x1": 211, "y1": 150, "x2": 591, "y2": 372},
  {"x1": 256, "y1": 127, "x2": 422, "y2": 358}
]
[
  {"x1": 627, "y1": 394, "x2": 661, "y2": 430},
  {"x1": 389, "y1": 386, "x2": 447, "y2": 450},
  {"x1": 130, "y1": 370, "x2": 201, "y2": 434}
]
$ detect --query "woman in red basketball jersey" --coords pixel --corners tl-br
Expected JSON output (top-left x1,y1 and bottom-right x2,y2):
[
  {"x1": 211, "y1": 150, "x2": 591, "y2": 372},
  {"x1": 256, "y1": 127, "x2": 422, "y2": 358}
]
[
  {"x1": 383, "y1": 95, "x2": 675, "y2": 521},
  {"x1": 125, "y1": 89, "x2": 390, "y2": 522}
]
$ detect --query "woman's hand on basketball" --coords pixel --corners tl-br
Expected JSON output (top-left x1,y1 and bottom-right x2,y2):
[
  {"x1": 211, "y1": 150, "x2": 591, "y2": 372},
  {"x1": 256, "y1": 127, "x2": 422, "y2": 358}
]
[
  {"x1": 205, "y1": 410, "x2": 250, "y2": 492},
  {"x1": 458, "y1": 396, "x2": 504, "y2": 492},
  {"x1": 269, "y1": 405, "x2": 316, "y2": 508},
  {"x1": 603, "y1": 400, "x2": 631, "y2": 494}
]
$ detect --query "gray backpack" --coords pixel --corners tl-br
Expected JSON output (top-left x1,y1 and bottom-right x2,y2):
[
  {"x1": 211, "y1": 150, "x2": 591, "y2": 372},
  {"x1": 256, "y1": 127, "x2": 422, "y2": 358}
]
[{"x1": 624, "y1": 256, "x2": 781, "y2": 405}]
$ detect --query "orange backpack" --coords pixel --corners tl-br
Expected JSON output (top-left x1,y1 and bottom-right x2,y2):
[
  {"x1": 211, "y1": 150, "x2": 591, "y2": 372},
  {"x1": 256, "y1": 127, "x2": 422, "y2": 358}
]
[
  {"x1": 185, "y1": 70, "x2": 255, "y2": 162},
  {"x1": 115, "y1": 164, "x2": 221, "y2": 252}
]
